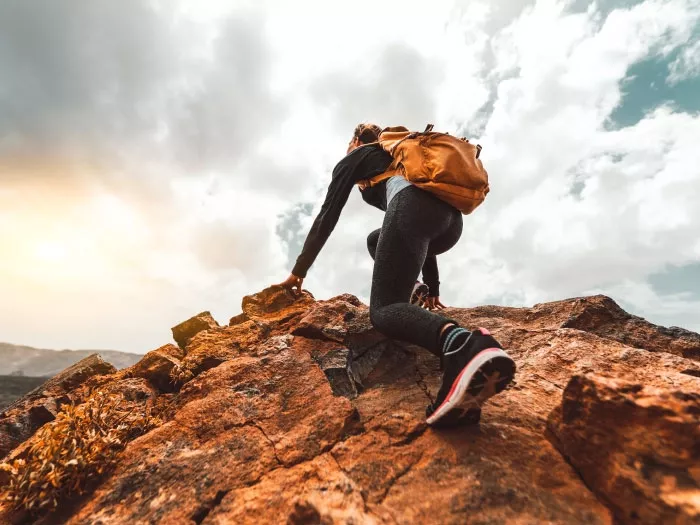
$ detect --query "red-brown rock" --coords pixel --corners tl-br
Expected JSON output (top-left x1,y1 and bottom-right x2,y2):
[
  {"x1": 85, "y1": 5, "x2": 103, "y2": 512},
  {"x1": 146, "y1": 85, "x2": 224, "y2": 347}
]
[
  {"x1": 61, "y1": 341, "x2": 358, "y2": 524},
  {"x1": 242, "y1": 285, "x2": 315, "y2": 326},
  {"x1": 1, "y1": 291, "x2": 698, "y2": 525},
  {"x1": 0, "y1": 354, "x2": 116, "y2": 459},
  {"x1": 123, "y1": 344, "x2": 184, "y2": 393},
  {"x1": 171, "y1": 311, "x2": 220, "y2": 350},
  {"x1": 547, "y1": 373, "x2": 700, "y2": 524},
  {"x1": 174, "y1": 321, "x2": 267, "y2": 383},
  {"x1": 228, "y1": 312, "x2": 249, "y2": 326}
]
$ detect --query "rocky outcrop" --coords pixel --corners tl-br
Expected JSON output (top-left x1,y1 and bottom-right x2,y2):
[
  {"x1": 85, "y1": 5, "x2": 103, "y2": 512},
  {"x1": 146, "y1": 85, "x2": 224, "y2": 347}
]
[
  {"x1": 548, "y1": 374, "x2": 700, "y2": 524},
  {"x1": 0, "y1": 354, "x2": 116, "y2": 459},
  {"x1": 558, "y1": 295, "x2": 700, "y2": 360},
  {"x1": 1, "y1": 288, "x2": 698, "y2": 524},
  {"x1": 122, "y1": 344, "x2": 185, "y2": 393},
  {"x1": 171, "y1": 311, "x2": 220, "y2": 350}
]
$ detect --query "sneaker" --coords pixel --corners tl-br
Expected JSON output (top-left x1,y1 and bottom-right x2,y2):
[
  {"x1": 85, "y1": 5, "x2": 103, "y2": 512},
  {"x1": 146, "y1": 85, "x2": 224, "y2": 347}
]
[
  {"x1": 426, "y1": 327, "x2": 516, "y2": 427},
  {"x1": 410, "y1": 281, "x2": 429, "y2": 305}
]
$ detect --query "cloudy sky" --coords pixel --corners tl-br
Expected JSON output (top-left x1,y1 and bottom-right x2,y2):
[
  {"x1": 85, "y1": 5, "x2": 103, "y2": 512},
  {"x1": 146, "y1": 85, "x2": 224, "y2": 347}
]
[{"x1": 1, "y1": 0, "x2": 698, "y2": 354}]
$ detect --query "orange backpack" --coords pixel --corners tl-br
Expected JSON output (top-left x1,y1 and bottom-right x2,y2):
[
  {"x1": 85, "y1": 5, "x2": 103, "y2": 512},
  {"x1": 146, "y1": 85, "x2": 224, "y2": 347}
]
[{"x1": 359, "y1": 124, "x2": 489, "y2": 215}]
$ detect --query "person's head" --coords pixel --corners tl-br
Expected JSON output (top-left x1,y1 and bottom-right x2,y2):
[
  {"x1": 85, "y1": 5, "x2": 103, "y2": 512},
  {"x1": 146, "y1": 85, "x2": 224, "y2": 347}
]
[{"x1": 347, "y1": 123, "x2": 381, "y2": 154}]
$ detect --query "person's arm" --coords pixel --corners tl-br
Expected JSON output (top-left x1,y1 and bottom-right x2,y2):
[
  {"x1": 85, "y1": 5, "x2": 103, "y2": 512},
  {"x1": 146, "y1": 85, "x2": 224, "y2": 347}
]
[
  {"x1": 291, "y1": 157, "x2": 357, "y2": 278},
  {"x1": 422, "y1": 255, "x2": 440, "y2": 297}
]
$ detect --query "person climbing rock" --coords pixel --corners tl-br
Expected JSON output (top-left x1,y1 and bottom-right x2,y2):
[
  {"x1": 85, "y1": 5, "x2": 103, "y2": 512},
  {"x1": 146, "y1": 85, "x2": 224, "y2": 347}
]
[{"x1": 277, "y1": 123, "x2": 515, "y2": 426}]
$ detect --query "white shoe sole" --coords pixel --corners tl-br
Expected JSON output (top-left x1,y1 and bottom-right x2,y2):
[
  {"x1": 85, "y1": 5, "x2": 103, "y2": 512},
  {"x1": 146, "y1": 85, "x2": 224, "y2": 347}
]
[{"x1": 426, "y1": 348, "x2": 515, "y2": 426}]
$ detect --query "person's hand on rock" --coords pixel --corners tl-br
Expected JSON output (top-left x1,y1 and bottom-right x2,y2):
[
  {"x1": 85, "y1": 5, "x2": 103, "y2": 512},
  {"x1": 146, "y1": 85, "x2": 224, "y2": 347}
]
[
  {"x1": 278, "y1": 273, "x2": 304, "y2": 298},
  {"x1": 423, "y1": 296, "x2": 447, "y2": 311}
]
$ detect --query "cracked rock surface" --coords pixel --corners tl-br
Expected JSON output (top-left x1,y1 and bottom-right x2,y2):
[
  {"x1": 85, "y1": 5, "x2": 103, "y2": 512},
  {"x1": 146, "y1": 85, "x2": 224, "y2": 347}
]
[{"x1": 1, "y1": 287, "x2": 698, "y2": 524}]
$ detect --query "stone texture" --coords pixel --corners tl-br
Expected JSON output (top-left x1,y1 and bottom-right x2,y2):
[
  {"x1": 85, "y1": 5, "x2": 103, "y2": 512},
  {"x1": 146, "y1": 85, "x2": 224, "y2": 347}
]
[
  {"x1": 292, "y1": 293, "x2": 387, "y2": 357},
  {"x1": 173, "y1": 321, "x2": 266, "y2": 384},
  {"x1": 559, "y1": 295, "x2": 700, "y2": 360},
  {"x1": 123, "y1": 344, "x2": 184, "y2": 393},
  {"x1": 97, "y1": 377, "x2": 158, "y2": 404},
  {"x1": 0, "y1": 354, "x2": 116, "y2": 459},
  {"x1": 62, "y1": 343, "x2": 358, "y2": 525},
  {"x1": 204, "y1": 454, "x2": 392, "y2": 525},
  {"x1": 0, "y1": 377, "x2": 157, "y2": 482},
  {"x1": 228, "y1": 312, "x2": 250, "y2": 326},
  {"x1": 1, "y1": 291, "x2": 698, "y2": 525},
  {"x1": 171, "y1": 311, "x2": 220, "y2": 350},
  {"x1": 548, "y1": 373, "x2": 700, "y2": 524}
]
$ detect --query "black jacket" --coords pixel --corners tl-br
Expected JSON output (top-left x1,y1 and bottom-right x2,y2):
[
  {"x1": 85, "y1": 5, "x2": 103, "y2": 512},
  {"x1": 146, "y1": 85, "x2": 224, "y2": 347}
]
[{"x1": 292, "y1": 143, "x2": 440, "y2": 295}]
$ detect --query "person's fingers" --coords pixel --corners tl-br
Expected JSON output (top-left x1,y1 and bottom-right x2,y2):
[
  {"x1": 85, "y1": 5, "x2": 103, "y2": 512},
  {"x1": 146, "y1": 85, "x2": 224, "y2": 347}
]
[{"x1": 279, "y1": 275, "x2": 302, "y2": 297}]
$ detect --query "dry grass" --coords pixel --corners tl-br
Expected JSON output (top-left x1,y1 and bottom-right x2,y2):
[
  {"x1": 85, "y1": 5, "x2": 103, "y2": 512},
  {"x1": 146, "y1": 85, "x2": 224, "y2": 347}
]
[
  {"x1": 0, "y1": 389, "x2": 160, "y2": 517},
  {"x1": 169, "y1": 363, "x2": 194, "y2": 389}
]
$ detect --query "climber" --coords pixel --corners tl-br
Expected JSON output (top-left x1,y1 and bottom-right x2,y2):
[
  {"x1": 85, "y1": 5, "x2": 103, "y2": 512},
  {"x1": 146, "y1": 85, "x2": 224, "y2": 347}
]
[{"x1": 277, "y1": 123, "x2": 515, "y2": 426}]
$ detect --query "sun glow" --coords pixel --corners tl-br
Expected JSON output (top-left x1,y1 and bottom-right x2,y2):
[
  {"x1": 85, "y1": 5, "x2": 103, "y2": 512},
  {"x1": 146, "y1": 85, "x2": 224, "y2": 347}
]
[{"x1": 34, "y1": 241, "x2": 69, "y2": 263}]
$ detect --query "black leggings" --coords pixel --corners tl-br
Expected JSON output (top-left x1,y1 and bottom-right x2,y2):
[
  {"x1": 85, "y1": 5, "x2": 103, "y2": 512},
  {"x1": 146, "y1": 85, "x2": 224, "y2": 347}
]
[{"x1": 367, "y1": 185, "x2": 463, "y2": 357}]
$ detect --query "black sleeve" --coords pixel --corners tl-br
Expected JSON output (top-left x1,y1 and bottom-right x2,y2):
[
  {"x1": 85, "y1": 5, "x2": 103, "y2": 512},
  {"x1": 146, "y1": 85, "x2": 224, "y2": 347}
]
[
  {"x1": 291, "y1": 158, "x2": 357, "y2": 278},
  {"x1": 422, "y1": 255, "x2": 440, "y2": 297}
]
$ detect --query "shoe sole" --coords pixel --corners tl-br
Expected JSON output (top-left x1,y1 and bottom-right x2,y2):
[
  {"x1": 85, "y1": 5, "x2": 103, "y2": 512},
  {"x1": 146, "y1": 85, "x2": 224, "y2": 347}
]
[
  {"x1": 426, "y1": 348, "x2": 515, "y2": 427},
  {"x1": 410, "y1": 284, "x2": 429, "y2": 305}
]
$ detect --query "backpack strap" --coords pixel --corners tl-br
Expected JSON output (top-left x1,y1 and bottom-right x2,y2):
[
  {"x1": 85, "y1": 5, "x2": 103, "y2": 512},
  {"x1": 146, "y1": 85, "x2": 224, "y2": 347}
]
[{"x1": 357, "y1": 167, "x2": 402, "y2": 189}]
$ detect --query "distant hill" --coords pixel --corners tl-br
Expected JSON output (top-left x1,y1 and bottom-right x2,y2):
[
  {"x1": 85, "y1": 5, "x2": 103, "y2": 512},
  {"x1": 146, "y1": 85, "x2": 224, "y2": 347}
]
[
  {"x1": 0, "y1": 342, "x2": 142, "y2": 377},
  {"x1": 0, "y1": 375, "x2": 48, "y2": 411}
]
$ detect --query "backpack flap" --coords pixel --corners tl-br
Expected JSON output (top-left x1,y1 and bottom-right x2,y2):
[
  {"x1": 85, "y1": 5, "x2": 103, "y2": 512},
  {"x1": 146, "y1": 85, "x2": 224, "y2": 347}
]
[
  {"x1": 362, "y1": 125, "x2": 490, "y2": 215},
  {"x1": 377, "y1": 127, "x2": 412, "y2": 156}
]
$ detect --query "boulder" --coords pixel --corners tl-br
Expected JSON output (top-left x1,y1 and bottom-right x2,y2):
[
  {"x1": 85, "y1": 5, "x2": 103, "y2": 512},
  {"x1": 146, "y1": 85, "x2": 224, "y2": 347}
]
[
  {"x1": 241, "y1": 285, "x2": 315, "y2": 326},
  {"x1": 228, "y1": 312, "x2": 249, "y2": 326},
  {"x1": 547, "y1": 373, "x2": 700, "y2": 524},
  {"x1": 0, "y1": 354, "x2": 116, "y2": 459},
  {"x1": 171, "y1": 312, "x2": 220, "y2": 350},
  {"x1": 123, "y1": 344, "x2": 184, "y2": 393}
]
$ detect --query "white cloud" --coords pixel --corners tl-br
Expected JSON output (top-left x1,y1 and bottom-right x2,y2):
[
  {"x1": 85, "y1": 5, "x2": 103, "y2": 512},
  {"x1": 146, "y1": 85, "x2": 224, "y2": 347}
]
[
  {"x1": 290, "y1": 0, "x2": 700, "y2": 333},
  {"x1": 667, "y1": 38, "x2": 700, "y2": 84},
  {"x1": 2, "y1": 0, "x2": 700, "y2": 351}
]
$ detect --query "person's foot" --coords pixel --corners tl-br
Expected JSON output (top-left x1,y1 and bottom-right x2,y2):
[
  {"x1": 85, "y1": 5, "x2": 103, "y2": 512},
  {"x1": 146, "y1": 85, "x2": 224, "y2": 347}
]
[
  {"x1": 410, "y1": 281, "x2": 429, "y2": 305},
  {"x1": 426, "y1": 327, "x2": 516, "y2": 426}
]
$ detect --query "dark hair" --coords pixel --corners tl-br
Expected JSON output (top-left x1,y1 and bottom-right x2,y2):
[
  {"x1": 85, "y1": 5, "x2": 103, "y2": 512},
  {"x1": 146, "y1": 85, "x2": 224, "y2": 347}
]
[{"x1": 353, "y1": 123, "x2": 382, "y2": 144}]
